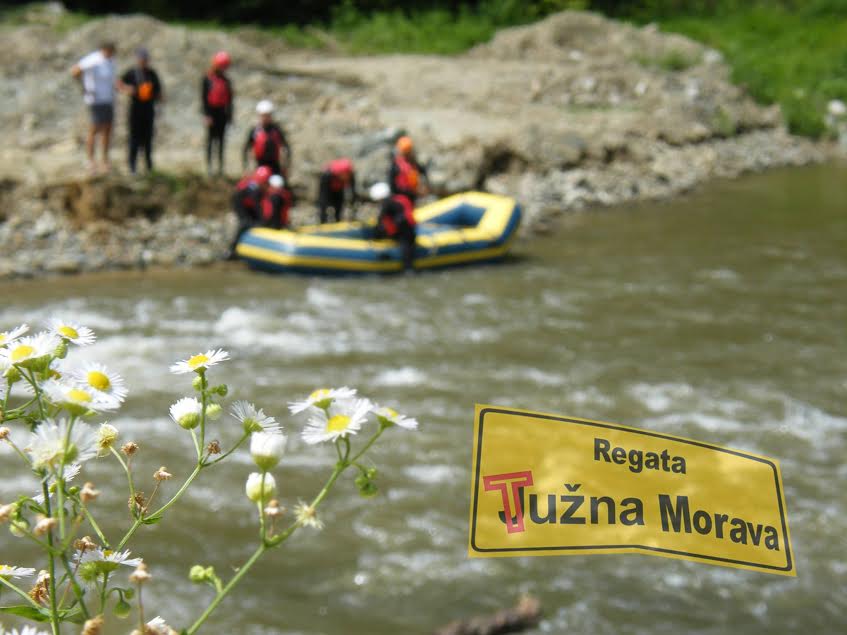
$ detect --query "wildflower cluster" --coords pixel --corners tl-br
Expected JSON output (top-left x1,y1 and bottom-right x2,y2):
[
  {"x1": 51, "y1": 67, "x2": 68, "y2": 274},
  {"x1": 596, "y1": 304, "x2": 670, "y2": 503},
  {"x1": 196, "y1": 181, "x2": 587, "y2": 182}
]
[{"x1": 0, "y1": 320, "x2": 417, "y2": 634}]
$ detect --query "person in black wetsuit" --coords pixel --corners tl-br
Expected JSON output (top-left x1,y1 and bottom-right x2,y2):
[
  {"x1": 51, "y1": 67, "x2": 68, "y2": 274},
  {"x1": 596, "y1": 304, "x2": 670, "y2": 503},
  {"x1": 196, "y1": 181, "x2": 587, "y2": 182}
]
[
  {"x1": 316, "y1": 158, "x2": 356, "y2": 224},
  {"x1": 242, "y1": 100, "x2": 290, "y2": 177},
  {"x1": 228, "y1": 165, "x2": 271, "y2": 259},
  {"x1": 370, "y1": 182, "x2": 417, "y2": 271},
  {"x1": 261, "y1": 174, "x2": 292, "y2": 230},
  {"x1": 202, "y1": 51, "x2": 234, "y2": 176},
  {"x1": 117, "y1": 47, "x2": 163, "y2": 174}
]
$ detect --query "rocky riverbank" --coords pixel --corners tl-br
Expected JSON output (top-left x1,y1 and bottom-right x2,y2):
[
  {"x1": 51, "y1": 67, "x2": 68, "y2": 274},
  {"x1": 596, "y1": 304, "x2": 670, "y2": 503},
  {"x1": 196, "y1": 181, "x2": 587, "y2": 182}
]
[{"x1": 0, "y1": 4, "x2": 831, "y2": 279}]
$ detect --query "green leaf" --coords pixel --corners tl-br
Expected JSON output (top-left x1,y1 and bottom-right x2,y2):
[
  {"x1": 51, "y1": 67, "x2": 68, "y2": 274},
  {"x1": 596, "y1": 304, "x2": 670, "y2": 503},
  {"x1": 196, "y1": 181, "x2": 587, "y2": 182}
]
[
  {"x1": 0, "y1": 605, "x2": 50, "y2": 621},
  {"x1": 142, "y1": 515, "x2": 163, "y2": 525},
  {"x1": 59, "y1": 606, "x2": 87, "y2": 624}
]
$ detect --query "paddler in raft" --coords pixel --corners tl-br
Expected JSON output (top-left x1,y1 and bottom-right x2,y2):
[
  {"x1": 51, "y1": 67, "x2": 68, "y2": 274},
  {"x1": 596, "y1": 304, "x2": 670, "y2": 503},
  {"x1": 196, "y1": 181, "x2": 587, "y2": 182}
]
[
  {"x1": 316, "y1": 157, "x2": 357, "y2": 224},
  {"x1": 227, "y1": 165, "x2": 272, "y2": 260},
  {"x1": 389, "y1": 135, "x2": 428, "y2": 204},
  {"x1": 370, "y1": 182, "x2": 417, "y2": 271}
]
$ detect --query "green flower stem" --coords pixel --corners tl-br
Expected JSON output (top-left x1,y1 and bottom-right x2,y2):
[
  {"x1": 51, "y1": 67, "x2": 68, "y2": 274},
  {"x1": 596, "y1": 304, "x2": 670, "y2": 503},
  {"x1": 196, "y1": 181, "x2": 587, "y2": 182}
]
[
  {"x1": 0, "y1": 575, "x2": 41, "y2": 609},
  {"x1": 24, "y1": 369, "x2": 47, "y2": 421},
  {"x1": 99, "y1": 572, "x2": 110, "y2": 614},
  {"x1": 80, "y1": 504, "x2": 110, "y2": 548},
  {"x1": 258, "y1": 472, "x2": 267, "y2": 540},
  {"x1": 1, "y1": 396, "x2": 38, "y2": 422},
  {"x1": 190, "y1": 429, "x2": 201, "y2": 460},
  {"x1": 203, "y1": 432, "x2": 249, "y2": 466},
  {"x1": 199, "y1": 371, "x2": 208, "y2": 458},
  {"x1": 58, "y1": 553, "x2": 89, "y2": 619},
  {"x1": 185, "y1": 543, "x2": 267, "y2": 635},
  {"x1": 3, "y1": 436, "x2": 32, "y2": 466},
  {"x1": 56, "y1": 416, "x2": 77, "y2": 542},
  {"x1": 42, "y1": 482, "x2": 61, "y2": 635},
  {"x1": 1, "y1": 378, "x2": 11, "y2": 417},
  {"x1": 110, "y1": 446, "x2": 136, "y2": 504},
  {"x1": 348, "y1": 426, "x2": 385, "y2": 465}
]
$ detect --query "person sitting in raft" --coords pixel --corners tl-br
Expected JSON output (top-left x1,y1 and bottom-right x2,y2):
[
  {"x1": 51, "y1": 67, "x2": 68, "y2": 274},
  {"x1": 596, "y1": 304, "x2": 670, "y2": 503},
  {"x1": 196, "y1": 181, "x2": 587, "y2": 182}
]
[
  {"x1": 243, "y1": 100, "x2": 290, "y2": 177},
  {"x1": 316, "y1": 157, "x2": 357, "y2": 224},
  {"x1": 389, "y1": 136, "x2": 428, "y2": 204},
  {"x1": 370, "y1": 182, "x2": 417, "y2": 271},
  {"x1": 261, "y1": 174, "x2": 292, "y2": 230},
  {"x1": 227, "y1": 165, "x2": 272, "y2": 259}
]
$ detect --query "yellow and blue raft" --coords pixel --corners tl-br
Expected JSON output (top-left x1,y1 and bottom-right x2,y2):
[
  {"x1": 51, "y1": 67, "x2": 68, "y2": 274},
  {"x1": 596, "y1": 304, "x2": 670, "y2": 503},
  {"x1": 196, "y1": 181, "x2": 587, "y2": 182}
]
[{"x1": 235, "y1": 191, "x2": 521, "y2": 274}]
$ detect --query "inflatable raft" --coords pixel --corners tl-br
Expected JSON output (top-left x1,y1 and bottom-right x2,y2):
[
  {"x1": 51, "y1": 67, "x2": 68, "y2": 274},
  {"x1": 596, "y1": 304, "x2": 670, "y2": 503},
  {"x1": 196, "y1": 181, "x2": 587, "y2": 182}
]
[{"x1": 235, "y1": 191, "x2": 521, "y2": 274}]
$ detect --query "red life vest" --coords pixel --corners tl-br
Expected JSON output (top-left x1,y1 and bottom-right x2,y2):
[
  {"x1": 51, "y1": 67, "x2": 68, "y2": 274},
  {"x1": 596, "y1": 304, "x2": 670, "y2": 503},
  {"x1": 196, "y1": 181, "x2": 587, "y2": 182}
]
[
  {"x1": 206, "y1": 73, "x2": 231, "y2": 108},
  {"x1": 381, "y1": 194, "x2": 416, "y2": 236},
  {"x1": 253, "y1": 126, "x2": 282, "y2": 162},
  {"x1": 324, "y1": 159, "x2": 352, "y2": 192},
  {"x1": 235, "y1": 177, "x2": 261, "y2": 212},
  {"x1": 393, "y1": 155, "x2": 420, "y2": 193}
]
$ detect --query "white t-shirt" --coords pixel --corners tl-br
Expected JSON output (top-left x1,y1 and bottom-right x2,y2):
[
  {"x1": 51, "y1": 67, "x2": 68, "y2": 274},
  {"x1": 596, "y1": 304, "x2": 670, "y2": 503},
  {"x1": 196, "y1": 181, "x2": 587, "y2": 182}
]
[{"x1": 77, "y1": 50, "x2": 115, "y2": 105}]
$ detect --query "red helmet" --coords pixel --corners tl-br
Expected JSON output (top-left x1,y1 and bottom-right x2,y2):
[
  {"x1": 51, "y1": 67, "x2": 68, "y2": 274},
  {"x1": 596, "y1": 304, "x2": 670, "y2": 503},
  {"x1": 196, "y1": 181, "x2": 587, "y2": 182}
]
[
  {"x1": 212, "y1": 51, "x2": 231, "y2": 69},
  {"x1": 253, "y1": 166, "x2": 273, "y2": 185},
  {"x1": 328, "y1": 157, "x2": 354, "y2": 176}
]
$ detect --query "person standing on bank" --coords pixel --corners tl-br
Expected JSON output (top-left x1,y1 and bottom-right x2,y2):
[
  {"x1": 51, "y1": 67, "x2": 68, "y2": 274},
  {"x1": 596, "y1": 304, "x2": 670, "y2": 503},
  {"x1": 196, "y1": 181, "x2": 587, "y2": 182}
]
[
  {"x1": 242, "y1": 100, "x2": 290, "y2": 177},
  {"x1": 70, "y1": 41, "x2": 116, "y2": 174},
  {"x1": 117, "y1": 47, "x2": 163, "y2": 174},
  {"x1": 202, "y1": 51, "x2": 234, "y2": 176}
]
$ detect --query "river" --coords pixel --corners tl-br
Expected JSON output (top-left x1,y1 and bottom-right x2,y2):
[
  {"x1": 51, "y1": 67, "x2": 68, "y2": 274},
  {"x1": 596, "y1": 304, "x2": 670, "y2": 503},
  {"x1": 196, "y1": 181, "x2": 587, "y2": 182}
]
[{"x1": 1, "y1": 163, "x2": 845, "y2": 634}]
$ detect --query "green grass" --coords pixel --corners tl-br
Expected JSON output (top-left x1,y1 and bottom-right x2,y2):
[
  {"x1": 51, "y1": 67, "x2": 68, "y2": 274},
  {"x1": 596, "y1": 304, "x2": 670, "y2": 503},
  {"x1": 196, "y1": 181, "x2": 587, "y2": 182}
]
[
  {"x1": 636, "y1": 49, "x2": 697, "y2": 72},
  {"x1": 654, "y1": 5, "x2": 847, "y2": 137}
]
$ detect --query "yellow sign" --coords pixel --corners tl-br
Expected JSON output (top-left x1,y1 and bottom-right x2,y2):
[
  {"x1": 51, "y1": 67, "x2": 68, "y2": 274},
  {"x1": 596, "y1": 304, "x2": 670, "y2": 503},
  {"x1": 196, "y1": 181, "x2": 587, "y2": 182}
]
[{"x1": 468, "y1": 405, "x2": 795, "y2": 576}]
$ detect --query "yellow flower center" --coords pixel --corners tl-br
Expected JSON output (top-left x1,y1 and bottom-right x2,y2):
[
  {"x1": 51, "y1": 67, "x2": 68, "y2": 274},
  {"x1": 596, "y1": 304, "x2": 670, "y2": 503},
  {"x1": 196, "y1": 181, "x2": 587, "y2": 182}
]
[
  {"x1": 58, "y1": 325, "x2": 79, "y2": 339},
  {"x1": 0, "y1": 334, "x2": 6, "y2": 344},
  {"x1": 68, "y1": 389, "x2": 93, "y2": 403},
  {"x1": 310, "y1": 388, "x2": 330, "y2": 401},
  {"x1": 188, "y1": 354, "x2": 209, "y2": 369},
  {"x1": 385, "y1": 408, "x2": 399, "y2": 419},
  {"x1": 10, "y1": 345, "x2": 34, "y2": 362},
  {"x1": 0, "y1": 565, "x2": 9, "y2": 574},
  {"x1": 327, "y1": 415, "x2": 351, "y2": 433},
  {"x1": 87, "y1": 371, "x2": 111, "y2": 391}
]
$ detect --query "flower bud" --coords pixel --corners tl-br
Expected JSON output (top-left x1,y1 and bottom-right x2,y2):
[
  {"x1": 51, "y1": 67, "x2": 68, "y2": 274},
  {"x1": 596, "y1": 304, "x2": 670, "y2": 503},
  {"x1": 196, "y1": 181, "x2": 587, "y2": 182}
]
[
  {"x1": 206, "y1": 440, "x2": 221, "y2": 455},
  {"x1": 250, "y1": 432, "x2": 287, "y2": 471},
  {"x1": 97, "y1": 424, "x2": 119, "y2": 454},
  {"x1": 154, "y1": 466, "x2": 173, "y2": 481},
  {"x1": 189, "y1": 565, "x2": 207, "y2": 583},
  {"x1": 0, "y1": 502, "x2": 17, "y2": 523},
  {"x1": 129, "y1": 562, "x2": 150, "y2": 584},
  {"x1": 34, "y1": 516, "x2": 57, "y2": 536},
  {"x1": 205, "y1": 403, "x2": 222, "y2": 421},
  {"x1": 80, "y1": 482, "x2": 100, "y2": 503},
  {"x1": 54, "y1": 338, "x2": 68, "y2": 359},
  {"x1": 192, "y1": 376, "x2": 204, "y2": 391},
  {"x1": 4, "y1": 365, "x2": 21, "y2": 384},
  {"x1": 213, "y1": 384, "x2": 228, "y2": 397},
  {"x1": 0, "y1": 427, "x2": 9, "y2": 440},
  {"x1": 245, "y1": 472, "x2": 277, "y2": 503},
  {"x1": 9, "y1": 518, "x2": 27, "y2": 537},
  {"x1": 82, "y1": 615, "x2": 105, "y2": 635},
  {"x1": 121, "y1": 442, "x2": 139, "y2": 457},
  {"x1": 113, "y1": 598, "x2": 132, "y2": 619}
]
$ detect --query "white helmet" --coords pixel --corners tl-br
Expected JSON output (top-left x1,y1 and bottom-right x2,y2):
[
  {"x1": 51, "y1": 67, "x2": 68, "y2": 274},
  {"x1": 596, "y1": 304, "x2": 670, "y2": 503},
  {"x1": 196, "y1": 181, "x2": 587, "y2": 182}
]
[
  {"x1": 256, "y1": 99, "x2": 274, "y2": 115},
  {"x1": 269, "y1": 174, "x2": 284, "y2": 189},
  {"x1": 369, "y1": 182, "x2": 391, "y2": 201}
]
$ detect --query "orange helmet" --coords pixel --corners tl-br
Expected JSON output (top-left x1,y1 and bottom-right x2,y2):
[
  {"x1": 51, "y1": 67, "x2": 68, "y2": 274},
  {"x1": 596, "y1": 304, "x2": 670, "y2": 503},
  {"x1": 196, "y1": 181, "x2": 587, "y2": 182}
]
[
  {"x1": 396, "y1": 136, "x2": 413, "y2": 155},
  {"x1": 212, "y1": 51, "x2": 231, "y2": 69},
  {"x1": 254, "y1": 166, "x2": 273, "y2": 185}
]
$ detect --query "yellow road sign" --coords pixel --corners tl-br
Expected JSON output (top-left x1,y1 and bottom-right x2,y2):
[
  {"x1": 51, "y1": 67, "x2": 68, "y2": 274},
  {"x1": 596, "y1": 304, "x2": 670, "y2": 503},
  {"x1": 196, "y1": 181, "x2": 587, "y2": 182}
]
[{"x1": 468, "y1": 405, "x2": 795, "y2": 576}]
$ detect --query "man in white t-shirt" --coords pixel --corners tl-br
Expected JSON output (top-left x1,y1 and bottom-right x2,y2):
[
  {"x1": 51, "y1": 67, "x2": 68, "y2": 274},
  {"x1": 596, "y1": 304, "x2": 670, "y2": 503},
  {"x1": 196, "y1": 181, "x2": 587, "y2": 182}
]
[{"x1": 71, "y1": 42, "x2": 116, "y2": 173}]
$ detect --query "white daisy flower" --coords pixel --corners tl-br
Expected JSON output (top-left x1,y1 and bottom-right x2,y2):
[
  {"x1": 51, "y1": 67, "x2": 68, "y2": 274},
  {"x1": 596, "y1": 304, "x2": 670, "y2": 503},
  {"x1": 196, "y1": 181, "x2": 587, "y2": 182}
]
[
  {"x1": 75, "y1": 548, "x2": 143, "y2": 587},
  {"x1": 3, "y1": 626, "x2": 51, "y2": 635},
  {"x1": 250, "y1": 432, "x2": 287, "y2": 471},
  {"x1": 0, "y1": 564, "x2": 36, "y2": 579},
  {"x1": 70, "y1": 362, "x2": 128, "y2": 403},
  {"x1": 48, "y1": 318, "x2": 96, "y2": 346},
  {"x1": 75, "y1": 548, "x2": 142, "y2": 568},
  {"x1": 33, "y1": 463, "x2": 81, "y2": 504},
  {"x1": 302, "y1": 398, "x2": 372, "y2": 445},
  {"x1": 28, "y1": 420, "x2": 97, "y2": 470},
  {"x1": 169, "y1": 397, "x2": 203, "y2": 430},
  {"x1": 0, "y1": 324, "x2": 28, "y2": 348},
  {"x1": 231, "y1": 401, "x2": 282, "y2": 434},
  {"x1": 245, "y1": 472, "x2": 277, "y2": 503},
  {"x1": 294, "y1": 501, "x2": 324, "y2": 530},
  {"x1": 371, "y1": 405, "x2": 419, "y2": 430},
  {"x1": 288, "y1": 386, "x2": 357, "y2": 414},
  {"x1": 43, "y1": 379, "x2": 120, "y2": 413},
  {"x1": 146, "y1": 616, "x2": 177, "y2": 635},
  {"x1": 169, "y1": 349, "x2": 229, "y2": 374},
  {"x1": 1, "y1": 332, "x2": 59, "y2": 367}
]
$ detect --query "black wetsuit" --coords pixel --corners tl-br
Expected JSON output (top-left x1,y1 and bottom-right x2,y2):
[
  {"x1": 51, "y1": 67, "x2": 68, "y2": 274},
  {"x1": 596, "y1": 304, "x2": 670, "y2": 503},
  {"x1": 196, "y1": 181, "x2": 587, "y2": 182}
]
[
  {"x1": 316, "y1": 170, "x2": 357, "y2": 223},
  {"x1": 202, "y1": 72, "x2": 233, "y2": 175},
  {"x1": 374, "y1": 195, "x2": 416, "y2": 270},
  {"x1": 121, "y1": 66, "x2": 162, "y2": 173},
  {"x1": 228, "y1": 178, "x2": 263, "y2": 258}
]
